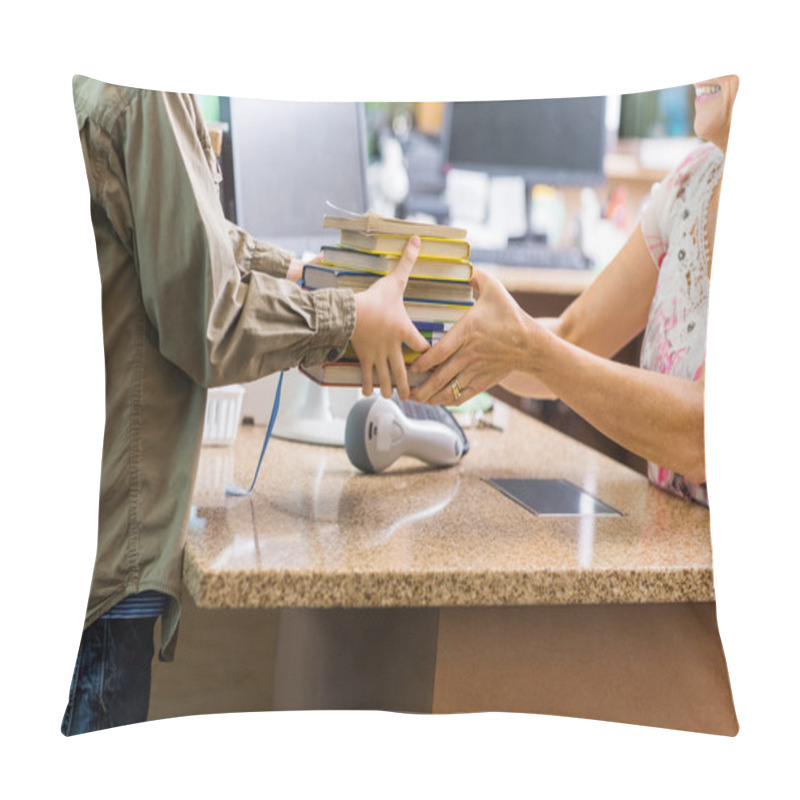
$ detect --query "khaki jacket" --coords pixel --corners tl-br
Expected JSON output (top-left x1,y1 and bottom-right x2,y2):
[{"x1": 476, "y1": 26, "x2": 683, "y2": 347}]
[{"x1": 73, "y1": 76, "x2": 356, "y2": 658}]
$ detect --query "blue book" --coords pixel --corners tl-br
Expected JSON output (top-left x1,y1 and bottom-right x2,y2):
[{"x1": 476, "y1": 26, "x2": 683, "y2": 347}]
[{"x1": 414, "y1": 321, "x2": 453, "y2": 332}]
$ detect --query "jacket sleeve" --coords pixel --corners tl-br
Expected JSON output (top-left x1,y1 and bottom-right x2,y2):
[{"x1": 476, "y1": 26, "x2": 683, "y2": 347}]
[{"x1": 120, "y1": 89, "x2": 355, "y2": 387}]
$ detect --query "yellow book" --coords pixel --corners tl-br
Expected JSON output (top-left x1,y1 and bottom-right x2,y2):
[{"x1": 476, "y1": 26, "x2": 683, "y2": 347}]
[
  {"x1": 311, "y1": 256, "x2": 474, "y2": 290},
  {"x1": 337, "y1": 230, "x2": 471, "y2": 262}
]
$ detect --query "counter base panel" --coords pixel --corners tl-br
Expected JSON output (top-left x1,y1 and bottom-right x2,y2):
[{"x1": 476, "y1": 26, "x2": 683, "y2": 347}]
[
  {"x1": 270, "y1": 603, "x2": 737, "y2": 736},
  {"x1": 434, "y1": 602, "x2": 738, "y2": 735}
]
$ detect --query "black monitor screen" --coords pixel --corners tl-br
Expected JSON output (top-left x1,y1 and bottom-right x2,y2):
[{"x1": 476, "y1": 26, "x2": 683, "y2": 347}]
[
  {"x1": 442, "y1": 97, "x2": 607, "y2": 187},
  {"x1": 224, "y1": 98, "x2": 369, "y2": 255}
]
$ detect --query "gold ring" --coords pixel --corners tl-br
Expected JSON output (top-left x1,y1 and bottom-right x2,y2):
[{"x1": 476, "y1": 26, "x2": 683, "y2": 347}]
[{"x1": 451, "y1": 377, "x2": 462, "y2": 401}]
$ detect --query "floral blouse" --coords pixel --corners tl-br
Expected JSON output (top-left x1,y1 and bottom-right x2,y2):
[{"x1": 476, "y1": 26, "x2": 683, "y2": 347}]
[{"x1": 639, "y1": 142, "x2": 724, "y2": 507}]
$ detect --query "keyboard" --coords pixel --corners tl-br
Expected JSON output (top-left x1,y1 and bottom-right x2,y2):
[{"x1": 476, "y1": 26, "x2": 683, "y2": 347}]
[
  {"x1": 393, "y1": 397, "x2": 470, "y2": 455},
  {"x1": 471, "y1": 242, "x2": 590, "y2": 270}
]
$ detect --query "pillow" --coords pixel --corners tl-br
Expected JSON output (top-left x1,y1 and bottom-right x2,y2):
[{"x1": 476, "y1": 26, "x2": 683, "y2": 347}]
[{"x1": 63, "y1": 78, "x2": 737, "y2": 738}]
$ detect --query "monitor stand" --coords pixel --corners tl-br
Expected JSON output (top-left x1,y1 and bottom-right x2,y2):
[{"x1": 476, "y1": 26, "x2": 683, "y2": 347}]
[{"x1": 273, "y1": 376, "x2": 347, "y2": 446}]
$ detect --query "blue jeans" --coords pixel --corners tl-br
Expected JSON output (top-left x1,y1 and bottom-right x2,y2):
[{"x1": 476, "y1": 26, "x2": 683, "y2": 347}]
[{"x1": 61, "y1": 616, "x2": 157, "y2": 736}]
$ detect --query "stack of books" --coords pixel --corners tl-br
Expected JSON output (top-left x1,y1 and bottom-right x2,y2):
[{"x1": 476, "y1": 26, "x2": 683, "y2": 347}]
[{"x1": 300, "y1": 211, "x2": 473, "y2": 387}]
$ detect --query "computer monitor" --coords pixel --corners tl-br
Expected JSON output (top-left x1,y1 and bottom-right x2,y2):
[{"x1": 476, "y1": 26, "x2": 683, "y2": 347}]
[
  {"x1": 222, "y1": 97, "x2": 370, "y2": 446},
  {"x1": 224, "y1": 97, "x2": 369, "y2": 256},
  {"x1": 442, "y1": 97, "x2": 607, "y2": 189}
]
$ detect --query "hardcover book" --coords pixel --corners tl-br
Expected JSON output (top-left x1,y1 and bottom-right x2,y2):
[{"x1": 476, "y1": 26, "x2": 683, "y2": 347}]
[
  {"x1": 323, "y1": 209, "x2": 467, "y2": 240},
  {"x1": 303, "y1": 263, "x2": 474, "y2": 304}
]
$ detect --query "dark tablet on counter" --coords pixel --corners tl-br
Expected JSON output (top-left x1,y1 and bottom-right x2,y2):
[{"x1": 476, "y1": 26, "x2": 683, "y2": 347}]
[{"x1": 487, "y1": 478, "x2": 622, "y2": 517}]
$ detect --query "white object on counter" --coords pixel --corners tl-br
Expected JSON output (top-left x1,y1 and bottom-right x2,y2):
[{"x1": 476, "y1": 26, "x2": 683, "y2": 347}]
[{"x1": 202, "y1": 384, "x2": 245, "y2": 446}]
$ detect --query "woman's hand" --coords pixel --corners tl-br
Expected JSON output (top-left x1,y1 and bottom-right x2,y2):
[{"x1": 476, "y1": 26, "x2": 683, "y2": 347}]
[
  {"x1": 349, "y1": 236, "x2": 430, "y2": 400},
  {"x1": 410, "y1": 268, "x2": 542, "y2": 405}
]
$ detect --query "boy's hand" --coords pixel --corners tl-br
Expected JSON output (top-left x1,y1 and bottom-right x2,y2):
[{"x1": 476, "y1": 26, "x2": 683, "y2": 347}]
[{"x1": 350, "y1": 236, "x2": 430, "y2": 399}]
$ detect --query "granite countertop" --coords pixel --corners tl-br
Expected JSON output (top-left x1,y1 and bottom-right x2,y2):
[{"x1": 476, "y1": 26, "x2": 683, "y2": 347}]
[{"x1": 184, "y1": 402, "x2": 714, "y2": 609}]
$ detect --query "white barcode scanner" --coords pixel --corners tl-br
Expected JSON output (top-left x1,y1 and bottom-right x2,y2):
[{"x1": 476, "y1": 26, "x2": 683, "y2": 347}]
[{"x1": 344, "y1": 394, "x2": 465, "y2": 473}]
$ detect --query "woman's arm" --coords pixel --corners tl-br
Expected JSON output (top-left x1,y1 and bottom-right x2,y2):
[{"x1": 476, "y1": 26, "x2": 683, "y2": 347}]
[
  {"x1": 557, "y1": 224, "x2": 659, "y2": 357},
  {"x1": 500, "y1": 225, "x2": 658, "y2": 397},
  {"x1": 412, "y1": 293, "x2": 705, "y2": 481},
  {"x1": 410, "y1": 225, "x2": 706, "y2": 481},
  {"x1": 517, "y1": 327, "x2": 706, "y2": 483},
  {"x1": 411, "y1": 225, "x2": 657, "y2": 398}
]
